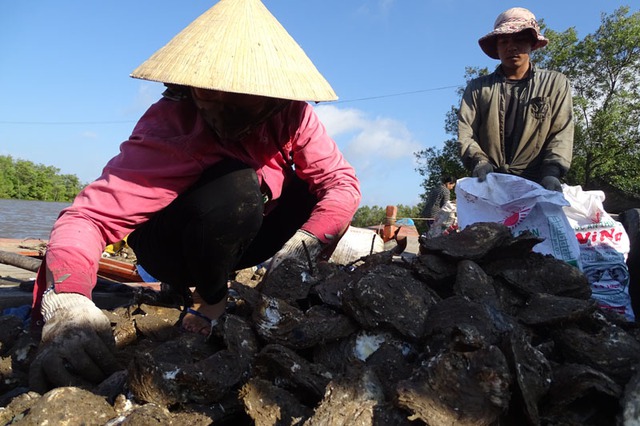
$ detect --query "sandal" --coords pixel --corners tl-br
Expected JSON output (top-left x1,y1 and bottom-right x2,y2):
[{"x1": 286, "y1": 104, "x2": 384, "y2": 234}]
[{"x1": 180, "y1": 307, "x2": 217, "y2": 337}]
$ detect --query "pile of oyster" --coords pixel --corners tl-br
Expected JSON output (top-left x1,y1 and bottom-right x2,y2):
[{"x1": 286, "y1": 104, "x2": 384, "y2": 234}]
[{"x1": 2, "y1": 222, "x2": 640, "y2": 425}]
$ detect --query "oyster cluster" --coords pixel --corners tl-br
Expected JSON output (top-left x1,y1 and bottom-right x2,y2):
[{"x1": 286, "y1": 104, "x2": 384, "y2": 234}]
[{"x1": 2, "y1": 222, "x2": 640, "y2": 425}]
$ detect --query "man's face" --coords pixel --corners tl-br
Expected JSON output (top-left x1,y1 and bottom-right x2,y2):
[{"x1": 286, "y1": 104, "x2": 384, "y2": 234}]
[
  {"x1": 191, "y1": 88, "x2": 287, "y2": 142},
  {"x1": 496, "y1": 32, "x2": 534, "y2": 71}
]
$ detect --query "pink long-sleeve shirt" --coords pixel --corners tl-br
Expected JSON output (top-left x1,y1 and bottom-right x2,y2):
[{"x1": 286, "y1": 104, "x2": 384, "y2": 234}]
[{"x1": 34, "y1": 97, "x2": 360, "y2": 307}]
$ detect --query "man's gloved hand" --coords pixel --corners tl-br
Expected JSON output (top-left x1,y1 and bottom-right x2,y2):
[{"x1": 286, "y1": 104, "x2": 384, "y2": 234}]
[
  {"x1": 269, "y1": 229, "x2": 324, "y2": 271},
  {"x1": 540, "y1": 175, "x2": 563, "y2": 192},
  {"x1": 540, "y1": 164, "x2": 563, "y2": 192},
  {"x1": 29, "y1": 290, "x2": 121, "y2": 393},
  {"x1": 472, "y1": 161, "x2": 494, "y2": 182}
]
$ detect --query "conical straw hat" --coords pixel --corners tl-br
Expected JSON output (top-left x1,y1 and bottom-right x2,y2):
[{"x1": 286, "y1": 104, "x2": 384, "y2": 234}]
[{"x1": 130, "y1": 0, "x2": 337, "y2": 102}]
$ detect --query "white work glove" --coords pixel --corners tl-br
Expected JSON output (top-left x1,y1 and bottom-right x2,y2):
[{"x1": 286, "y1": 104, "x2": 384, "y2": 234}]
[
  {"x1": 268, "y1": 230, "x2": 324, "y2": 271},
  {"x1": 472, "y1": 161, "x2": 495, "y2": 182},
  {"x1": 29, "y1": 290, "x2": 121, "y2": 393}
]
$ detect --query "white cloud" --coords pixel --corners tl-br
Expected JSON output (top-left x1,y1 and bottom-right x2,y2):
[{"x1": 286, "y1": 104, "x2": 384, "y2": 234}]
[
  {"x1": 314, "y1": 105, "x2": 366, "y2": 136},
  {"x1": 313, "y1": 103, "x2": 425, "y2": 207},
  {"x1": 378, "y1": 0, "x2": 395, "y2": 15},
  {"x1": 348, "y1": 117, "x2": 421, "y2": 159},
  {"x1": 314, "y1": 104, "x2": 422, "y2": 162},
  {"x1": 80, "y1": 131, "x2": 98, "y2": 139},
  {"x1": 356, "y1": 0, "x2": 395, "y2": 18},
  {"x1": 122, "y1": 82, "x2": 162, "y2": 117}
]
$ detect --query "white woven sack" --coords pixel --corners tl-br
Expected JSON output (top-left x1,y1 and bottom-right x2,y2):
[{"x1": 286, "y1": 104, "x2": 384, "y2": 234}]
[
  {"x1": 456, "y1": 174, "x2": 581, "y2": 268},
  {"x1": 562, "y1": 184, "x2": 633, "y2": 320},
  {"x1": 329, "y1": 226, "x2": 384, "y2": 265}
]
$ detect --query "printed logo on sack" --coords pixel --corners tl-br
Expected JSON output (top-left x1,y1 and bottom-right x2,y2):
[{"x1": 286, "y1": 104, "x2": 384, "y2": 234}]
[
  {"x1": 575, "y1": 227, "x2": 624, "y2": 245},
  {"x1": 502, "y1": 207, "x2": 531, "y2": 227}
]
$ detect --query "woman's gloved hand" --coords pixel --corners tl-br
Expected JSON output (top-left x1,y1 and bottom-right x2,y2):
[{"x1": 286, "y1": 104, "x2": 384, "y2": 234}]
[
  {"x1": 29, "y1": 290, "x2": 121, "y2": 393},
  {"x1": 472, "y1": 161, "x2": 495, "y2": 181},
  {"x1": 269, "y1": 229, "x2": 323, "y2": 271}
]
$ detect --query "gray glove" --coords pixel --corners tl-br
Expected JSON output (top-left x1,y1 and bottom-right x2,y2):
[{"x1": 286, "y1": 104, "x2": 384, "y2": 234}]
[
  {"x1": 29, "y1": 290, "x2": 121, "y2": 393},
  {"x1": 269, "y1": 230, "x2": 323, "y2": 271},
  {"x1": 472, "y1": 161, "x2": 494, "y2": 181},
  {"x1": 541, "y1": 175, "x2": 562, "y2": 192},
  {"x1": 540, "y1": 164, "x2": 563, "y2": 192}
]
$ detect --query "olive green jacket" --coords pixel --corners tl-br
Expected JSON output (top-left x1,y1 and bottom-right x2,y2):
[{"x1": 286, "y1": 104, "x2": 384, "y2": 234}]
[{"x1": 458, "y1": 64, "x2": 573, "y2": 182}]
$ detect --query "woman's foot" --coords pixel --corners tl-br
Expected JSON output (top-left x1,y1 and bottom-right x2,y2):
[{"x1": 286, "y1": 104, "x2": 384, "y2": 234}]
[{"x1": 181, "y1": 289, "x2": 227, "y2": 336}]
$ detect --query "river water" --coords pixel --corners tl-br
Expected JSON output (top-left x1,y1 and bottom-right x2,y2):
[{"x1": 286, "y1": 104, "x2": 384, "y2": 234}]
[{"x1": 0, "y1": 199, "x2": 70, "y2": 240}]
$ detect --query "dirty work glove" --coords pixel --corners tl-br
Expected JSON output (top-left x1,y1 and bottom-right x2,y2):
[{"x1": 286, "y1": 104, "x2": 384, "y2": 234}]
[
  {"x1": 472, "y1": 161, "x2": 494, "y2": 182},
  {"x1": 540, "y1": 176, "x2": 562, "y2": 192},
  {"x1": 269, "y1": 230, "x2": 324, "y2": 271},
  {"x1": 540, "y1": 164, "x2": 563, "y2": 192},
  {"x1": 29, "y1": 290, "x2": 121, "y2": 393}
]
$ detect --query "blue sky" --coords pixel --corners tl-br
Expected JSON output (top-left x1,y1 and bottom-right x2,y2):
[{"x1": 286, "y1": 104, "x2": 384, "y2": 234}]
[{"x1": 0, "y1": 1, "x2": 634, "y2": 207}]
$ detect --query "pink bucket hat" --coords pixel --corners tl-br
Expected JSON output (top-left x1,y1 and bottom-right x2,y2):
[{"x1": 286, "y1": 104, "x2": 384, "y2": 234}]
[{"x1": 478, "y1": 7, "x2": 549, "y2": 59}]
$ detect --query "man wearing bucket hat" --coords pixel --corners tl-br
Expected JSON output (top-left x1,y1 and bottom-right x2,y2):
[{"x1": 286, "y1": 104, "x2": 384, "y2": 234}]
[
  {"x1": 458, "y1": 7, "x2": 574, "y2": 192},
  {"x1": 29, "y1": 0, "x2": 360, "y2": 391}
]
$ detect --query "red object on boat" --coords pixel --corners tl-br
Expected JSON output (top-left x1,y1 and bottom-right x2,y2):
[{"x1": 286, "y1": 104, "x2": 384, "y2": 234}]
[{"x1": 98, "y1": 257, "x2": 143, "y2": 282}]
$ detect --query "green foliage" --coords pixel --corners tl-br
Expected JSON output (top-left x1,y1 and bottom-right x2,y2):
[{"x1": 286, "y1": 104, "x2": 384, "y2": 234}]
[
  {"x1": 396, "y1": 204, "x2": 428, "y2": 234},
  {"x1": 531, "y1": 6, "x2": 640, "y2": 193},
  {"x1": 0, "y1": 155, "x2": 84, "y2": 202},
  {"x1": 414, "y1": 140, "x2": 465, "y2": 202},
  {"x1": 351, "y1": 204, "x2": 428, "y2": 235},
  {"x1": 351, "y1": 205, "x2": 387, "y2": 229}
]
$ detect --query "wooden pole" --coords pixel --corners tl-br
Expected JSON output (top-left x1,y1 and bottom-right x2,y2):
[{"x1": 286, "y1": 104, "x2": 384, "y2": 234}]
[
  {"x1": 0, "y1": 250, "x2": 41, "y2": 272},
  {"x1": 382, "y1": 205, "x2": 398, "y2": 242}
]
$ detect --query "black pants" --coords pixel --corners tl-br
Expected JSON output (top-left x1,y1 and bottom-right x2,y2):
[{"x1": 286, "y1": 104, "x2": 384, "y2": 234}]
[{"x1": 128, "y1": 160, "x2": 316, "y2": 304}]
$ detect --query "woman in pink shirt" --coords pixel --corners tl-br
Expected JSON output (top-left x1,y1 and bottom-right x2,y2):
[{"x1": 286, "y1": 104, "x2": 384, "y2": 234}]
[{"x1": 30, "y1": 0, "x2": 360, "y2": 392}]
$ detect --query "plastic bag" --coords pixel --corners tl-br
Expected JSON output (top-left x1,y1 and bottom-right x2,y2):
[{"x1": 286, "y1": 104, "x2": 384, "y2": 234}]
[
  {"x1": 562, "y1": 184, "x2": 634, "y2": 321},
  {"x1": 426, "y1": 201, "x2": 458, "y2": 239},
  {"x1": 455, "y1": 174, "x2": 581, "y2": 268}
]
